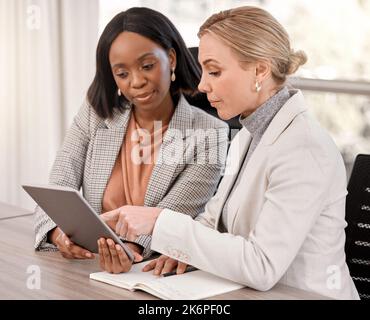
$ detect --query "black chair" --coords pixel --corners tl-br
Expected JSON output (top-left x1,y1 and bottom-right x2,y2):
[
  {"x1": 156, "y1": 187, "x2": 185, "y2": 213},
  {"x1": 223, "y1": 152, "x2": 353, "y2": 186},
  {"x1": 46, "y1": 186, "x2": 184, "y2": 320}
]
[
  {"x1": 185, "y1": 47, "x2": 242, "y2": 138},
  {"x1": 345, "y1": 154, "x2": 370, "y2": 300}
]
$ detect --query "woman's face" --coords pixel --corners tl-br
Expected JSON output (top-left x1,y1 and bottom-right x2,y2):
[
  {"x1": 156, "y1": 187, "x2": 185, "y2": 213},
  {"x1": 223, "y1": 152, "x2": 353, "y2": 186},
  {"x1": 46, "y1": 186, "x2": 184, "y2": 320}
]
[
  {"x1": 109, "y1": 31, "x2": 175, "y2": 112},
  {"x1": 198, "y1": 33, "x2": 259, "y2": 120}
]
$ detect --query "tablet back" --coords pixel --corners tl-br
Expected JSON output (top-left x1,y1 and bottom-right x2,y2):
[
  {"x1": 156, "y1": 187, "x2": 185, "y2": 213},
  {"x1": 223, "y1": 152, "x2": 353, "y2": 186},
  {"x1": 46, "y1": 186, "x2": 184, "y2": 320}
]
[{"x1": 22, "y1": 184, "x2": 133, "y2": 260}]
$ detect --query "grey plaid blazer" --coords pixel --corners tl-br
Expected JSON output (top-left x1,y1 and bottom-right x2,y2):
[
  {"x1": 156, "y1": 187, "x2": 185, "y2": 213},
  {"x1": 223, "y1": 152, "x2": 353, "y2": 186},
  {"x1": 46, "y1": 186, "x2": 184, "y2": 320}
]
[{"x1": 34, "y1": 95, "x2": 229, "y2": 258}]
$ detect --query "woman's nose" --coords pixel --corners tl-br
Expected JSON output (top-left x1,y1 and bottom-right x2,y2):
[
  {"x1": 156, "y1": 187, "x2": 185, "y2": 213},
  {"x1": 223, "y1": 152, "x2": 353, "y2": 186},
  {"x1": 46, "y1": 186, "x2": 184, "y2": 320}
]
[
  {"x1": 131, "y1": 71, "x2": 147, "y2": 88},
  {"x1": 198, "y1": 75, "x2": 210, "y2": 93}
]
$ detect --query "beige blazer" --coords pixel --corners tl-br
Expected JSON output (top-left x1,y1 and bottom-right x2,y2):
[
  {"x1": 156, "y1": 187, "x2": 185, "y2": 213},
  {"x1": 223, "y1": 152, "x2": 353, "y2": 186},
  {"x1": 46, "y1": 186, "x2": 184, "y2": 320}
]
[
  {"x1": 151, "y1": 89, "x2": 359, "y2": 299},
  {"x1": 34, "y1": 95, "x2": 228, "y2": 258}
]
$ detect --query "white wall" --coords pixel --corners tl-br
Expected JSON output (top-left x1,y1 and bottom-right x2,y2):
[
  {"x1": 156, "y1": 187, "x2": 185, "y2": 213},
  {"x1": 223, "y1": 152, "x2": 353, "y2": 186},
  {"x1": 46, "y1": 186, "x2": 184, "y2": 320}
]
[{"x1": 0, "y1": 0, "x2": 99, "y2": 210}]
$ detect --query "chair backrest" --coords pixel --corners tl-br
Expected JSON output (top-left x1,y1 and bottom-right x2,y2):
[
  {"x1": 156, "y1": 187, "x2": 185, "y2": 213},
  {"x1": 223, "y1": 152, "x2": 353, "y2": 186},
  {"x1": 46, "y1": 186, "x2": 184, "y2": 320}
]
[
  {"x1": 345, "y1": 154, "x2": 370, "y2": 300},
  {"x1": 185, "y1": 47, "x2": 242, "y2": 137}
]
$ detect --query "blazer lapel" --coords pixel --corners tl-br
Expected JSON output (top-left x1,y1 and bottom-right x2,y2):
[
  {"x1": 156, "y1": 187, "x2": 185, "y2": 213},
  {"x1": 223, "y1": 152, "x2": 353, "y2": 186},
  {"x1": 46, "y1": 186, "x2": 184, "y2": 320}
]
[
  {"x1": 145, "y1": 96, "x2": 192, "y2": 206},
  {"x1": 89, "y1": 107, "x2": 131, "y2": 213},
  {"x1": 259, "y1": 90, "x2": 307, "y2": 146},
  {"x1": 227, "y1": 89, "x2": 308, "y2": 232},
  {"x1": 213, "y1": 127, "x2": 252, "y2": 228}
]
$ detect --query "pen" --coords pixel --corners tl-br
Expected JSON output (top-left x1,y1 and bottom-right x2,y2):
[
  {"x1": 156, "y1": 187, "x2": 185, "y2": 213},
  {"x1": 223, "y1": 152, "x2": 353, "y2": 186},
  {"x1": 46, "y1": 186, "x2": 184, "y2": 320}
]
[{"x1": 162, "y1": 266, "x2": 198, "y2": 277}]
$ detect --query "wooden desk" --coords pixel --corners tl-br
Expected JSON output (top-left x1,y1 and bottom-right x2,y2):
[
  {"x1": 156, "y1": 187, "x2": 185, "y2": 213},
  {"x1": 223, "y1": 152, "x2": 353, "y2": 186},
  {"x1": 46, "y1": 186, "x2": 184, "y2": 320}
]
[
  {"x1": 0, "y1": 202, "x2": 32, "y2": 220},
  {"x1": 0, "y1": 213, "x2": 329, "y2": 300}
]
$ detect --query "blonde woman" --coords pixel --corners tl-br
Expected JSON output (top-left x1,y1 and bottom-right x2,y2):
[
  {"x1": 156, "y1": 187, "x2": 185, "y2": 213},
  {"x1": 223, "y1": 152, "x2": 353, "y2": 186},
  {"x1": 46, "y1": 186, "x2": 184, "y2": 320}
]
[{"x1": 101, "y1": 6, "x2": 359, "y2": 299}]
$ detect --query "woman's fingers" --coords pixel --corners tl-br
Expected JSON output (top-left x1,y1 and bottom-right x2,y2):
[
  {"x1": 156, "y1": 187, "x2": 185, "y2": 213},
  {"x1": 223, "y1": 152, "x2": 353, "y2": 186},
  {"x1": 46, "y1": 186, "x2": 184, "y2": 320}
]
[
  {"x1": 113, "y1": 206, "x2": 162, "y2": 238},
  {"x1": 153, "y1": 255, "x2": 168, "y2": 275},
  {"x1": 176, "y1": 262, "x2": 188, "y2": 274},
  {"x1": 100, "y1": 208, "x2": 120, "y2": 230},
  {"x1": 97, "y1": 238, "x2": 134, "y2": 274},
  {"x1": 142, "y1": 256, "x2": 181, "y2": 274},
  {"x1": 55, "y1": 233, "x2": 75, "y2": 259},
  {"x1": 115, "y1": 244, "x2": 132, "y2": 273},
  {"x1": 115, "y1": 220, "x2": 122, "y2": 235},
  {"x1": 99, "y1": 238, "x2": 112, "y2": 272},
  {"x1": 61, "y1": 252, "x2": 74, "y2": 259},
  {"x1": 115, "y1": 208, "x2": 128, "y2": 237},
  {"x1": 67, "y1": 241, "x2": 93, "y2": 259},
  {"x1": 132, "y1": 251, "x2": 143, "y2": 263},
  {"x1": 107, "y1": 239, "x2": 121, "y2": 273},
  {"x1": 142, "y1": 258, "x2": 158, "y2": 272},
  {"x1": 118, "y1": 219, "x2": 128, "y2": 238},
  {"x1": 142, "y1": 256, "x2": 188, "y2": 275},
  {"x1": 161, "y1": 258, "x2": 178, "y2": 275},
  {"x1": 98, "y1": 239, "x2": 105, "y2": 270},
  {"x1": 57, "y1": 233, "x2": 93, "y2": 259}
]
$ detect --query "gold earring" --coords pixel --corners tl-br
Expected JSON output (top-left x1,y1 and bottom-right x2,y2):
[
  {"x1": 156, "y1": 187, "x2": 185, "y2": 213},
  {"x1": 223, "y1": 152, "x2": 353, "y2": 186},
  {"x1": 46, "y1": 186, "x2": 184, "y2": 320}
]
[
  {"x1": 118, "y1": 88, "x2": 121, "y2": 96},
  {"x1": 255, "y1": 81, "x2": 261, "y2": 92},
  {"x1": 171, "y1": 68, "x2": 176, "y2": 82}
]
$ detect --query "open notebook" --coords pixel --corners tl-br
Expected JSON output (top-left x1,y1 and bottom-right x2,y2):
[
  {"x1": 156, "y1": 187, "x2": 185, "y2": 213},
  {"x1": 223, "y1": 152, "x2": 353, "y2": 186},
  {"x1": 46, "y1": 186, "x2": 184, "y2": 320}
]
[{"x1": 89, "y1": 261, "x2": 244, "y2": 300}]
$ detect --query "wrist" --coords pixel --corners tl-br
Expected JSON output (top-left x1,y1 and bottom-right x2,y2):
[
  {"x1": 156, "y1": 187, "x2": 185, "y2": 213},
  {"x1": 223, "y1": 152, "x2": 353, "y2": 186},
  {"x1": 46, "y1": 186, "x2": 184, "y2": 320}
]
[
  {"x1": 126, "y1": 242, "x2": 143, "y2": 254},
  {"x1": 48, "y1": 227, "x2": 60, "y2": 245}
]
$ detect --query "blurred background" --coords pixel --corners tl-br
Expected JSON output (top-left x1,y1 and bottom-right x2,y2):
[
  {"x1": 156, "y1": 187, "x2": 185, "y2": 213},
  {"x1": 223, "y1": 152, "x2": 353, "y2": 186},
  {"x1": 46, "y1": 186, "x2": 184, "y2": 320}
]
[{"x1": 1, "y1": 0, "x2": 370, "y2": 210}]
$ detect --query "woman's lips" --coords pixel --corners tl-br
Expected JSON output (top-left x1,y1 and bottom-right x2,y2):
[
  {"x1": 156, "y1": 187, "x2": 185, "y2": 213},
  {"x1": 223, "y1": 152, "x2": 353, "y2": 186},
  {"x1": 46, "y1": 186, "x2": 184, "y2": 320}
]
[
  {"x1": 209, "y1": 100, "x2": 221, "y2": 107},
  {"x1": 134, "y1": 91, "x2": 154, "y2": 102}
]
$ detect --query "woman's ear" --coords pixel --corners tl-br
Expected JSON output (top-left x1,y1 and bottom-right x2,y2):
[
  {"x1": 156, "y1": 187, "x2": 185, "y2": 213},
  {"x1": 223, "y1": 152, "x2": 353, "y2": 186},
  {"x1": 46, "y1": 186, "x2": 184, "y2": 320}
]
[
  {"x1": 255, "y1": 59, "x2": 271, "y2": 82},
  {"x1": 168, "y1": 48, "x2": 177, "y2": 70}
]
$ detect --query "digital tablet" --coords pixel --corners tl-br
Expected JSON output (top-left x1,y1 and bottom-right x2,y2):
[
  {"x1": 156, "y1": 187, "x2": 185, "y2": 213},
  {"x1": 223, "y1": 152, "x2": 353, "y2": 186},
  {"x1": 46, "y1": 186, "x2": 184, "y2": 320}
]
[{"x1": 22, "y1": 184, "x2": 134, "y2": 261}]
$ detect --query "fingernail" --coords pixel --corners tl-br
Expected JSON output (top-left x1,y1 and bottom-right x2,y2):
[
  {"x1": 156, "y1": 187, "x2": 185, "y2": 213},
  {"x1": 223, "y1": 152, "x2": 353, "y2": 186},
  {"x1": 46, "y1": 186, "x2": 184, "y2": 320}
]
[
  {"x1": 116, "y1": 245, "x2": 121, "y2": 251},
  {"x1": 86, "y1": 252, "x2": 92, "y2": 258},
  {"x1": 65, "y1": 240, "x2": 69, "y2": 246}
]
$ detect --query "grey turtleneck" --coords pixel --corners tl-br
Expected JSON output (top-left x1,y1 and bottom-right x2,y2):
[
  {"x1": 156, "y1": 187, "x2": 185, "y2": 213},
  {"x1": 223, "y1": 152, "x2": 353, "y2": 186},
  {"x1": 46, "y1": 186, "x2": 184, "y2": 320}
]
[{"x1": 220, "y1": 86, "x2": 291, "y2": 231}]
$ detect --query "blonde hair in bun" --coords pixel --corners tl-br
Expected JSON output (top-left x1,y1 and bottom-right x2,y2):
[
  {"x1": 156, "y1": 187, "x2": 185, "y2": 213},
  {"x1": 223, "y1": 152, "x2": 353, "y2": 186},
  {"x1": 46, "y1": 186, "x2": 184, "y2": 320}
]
[
  {"x1": 287, "y1": 50, "x2": 308, "y2": 75},
  {"x1": 199, "y1": 6, "x2": 308, "y2": 84}
]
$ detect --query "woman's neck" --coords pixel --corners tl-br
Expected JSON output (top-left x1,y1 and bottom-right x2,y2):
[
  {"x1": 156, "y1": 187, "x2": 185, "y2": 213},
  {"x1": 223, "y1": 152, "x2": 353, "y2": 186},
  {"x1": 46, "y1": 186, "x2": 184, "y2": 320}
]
[
  {"x1": 133, "y1": 94, "x2": 175, "y2": 132},
  {"x1": 242, "y1": 83, "x2": 282, "y2": 118},
  {"x1": 257, "y1": 85, "x2": 281, "y2": 108}
]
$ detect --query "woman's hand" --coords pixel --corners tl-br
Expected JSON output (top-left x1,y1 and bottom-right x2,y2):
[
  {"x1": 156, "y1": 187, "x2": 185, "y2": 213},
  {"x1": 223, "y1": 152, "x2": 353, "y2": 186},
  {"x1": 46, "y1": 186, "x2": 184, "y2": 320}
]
[
  {"x1": 98, "y1": 238, "x2": 143, "y2": 274},
  {"x1": 49, "y1": 227, "x2": 94, "y2": 259},
  {"x1": 100, "y1": 210, "x2": 120, "y2": 230},
  {"x1": 101, "y1": 206, "x2": 163, "y2": 241},
  {"x1": 142, "y1": 255, "x2": 188, "y2": 276}
]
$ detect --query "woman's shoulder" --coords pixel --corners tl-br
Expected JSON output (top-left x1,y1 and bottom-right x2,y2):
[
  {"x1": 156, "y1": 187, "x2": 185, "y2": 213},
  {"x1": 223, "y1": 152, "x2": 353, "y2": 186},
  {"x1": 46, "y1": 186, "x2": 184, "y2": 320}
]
[
  {"x1": 178, "y1": 96, "x2": 228, "y2": 131},
  {"x1": 191, "y1": 105, "x2": 229, "y2": 130},
  {"x1": 75, "y1": 98, "x2": 103, "y2": 123},
  {"x1": 271, "y1": 107, "x2": 345, "y2": 177},
  {"x1": 284, "y1": 105, "x2": 339, "y2": 153},
  {"x1": 74, "y1": 98, "x2": 128, "y2": 132},
  {"x1": 269, "y1": 90, "x2": 337, "y2": 152}
]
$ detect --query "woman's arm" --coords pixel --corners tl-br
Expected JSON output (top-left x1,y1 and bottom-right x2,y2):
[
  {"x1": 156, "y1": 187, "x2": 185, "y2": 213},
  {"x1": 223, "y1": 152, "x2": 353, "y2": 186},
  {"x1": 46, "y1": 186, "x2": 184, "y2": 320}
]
[{"x1": 150, "y1": 144, "x2": 339, "y2": 291}]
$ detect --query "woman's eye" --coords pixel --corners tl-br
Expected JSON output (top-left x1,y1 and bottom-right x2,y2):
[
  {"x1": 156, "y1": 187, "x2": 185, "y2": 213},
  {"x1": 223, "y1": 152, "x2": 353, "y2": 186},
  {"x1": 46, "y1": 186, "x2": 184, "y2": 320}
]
[
  {"x1": 116, "y1": 72, "x2": 128, "y2": 79},
  {"x1": 208, "y1": 71, "x2": 221, "y2": 77},
  {"x1": 142, "y1": 63, "x2": 154, "y2": 70}
]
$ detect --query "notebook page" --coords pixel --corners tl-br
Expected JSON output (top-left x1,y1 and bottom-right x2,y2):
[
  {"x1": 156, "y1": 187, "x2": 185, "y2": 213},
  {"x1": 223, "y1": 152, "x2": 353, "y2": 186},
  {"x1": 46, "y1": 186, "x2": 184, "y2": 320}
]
[
  {"x1": 89, "y1": 261, "x2": 161, "y2": 290},
  {"x1": 138, "y1": 270, "x2": 244, "y2": 300}
]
